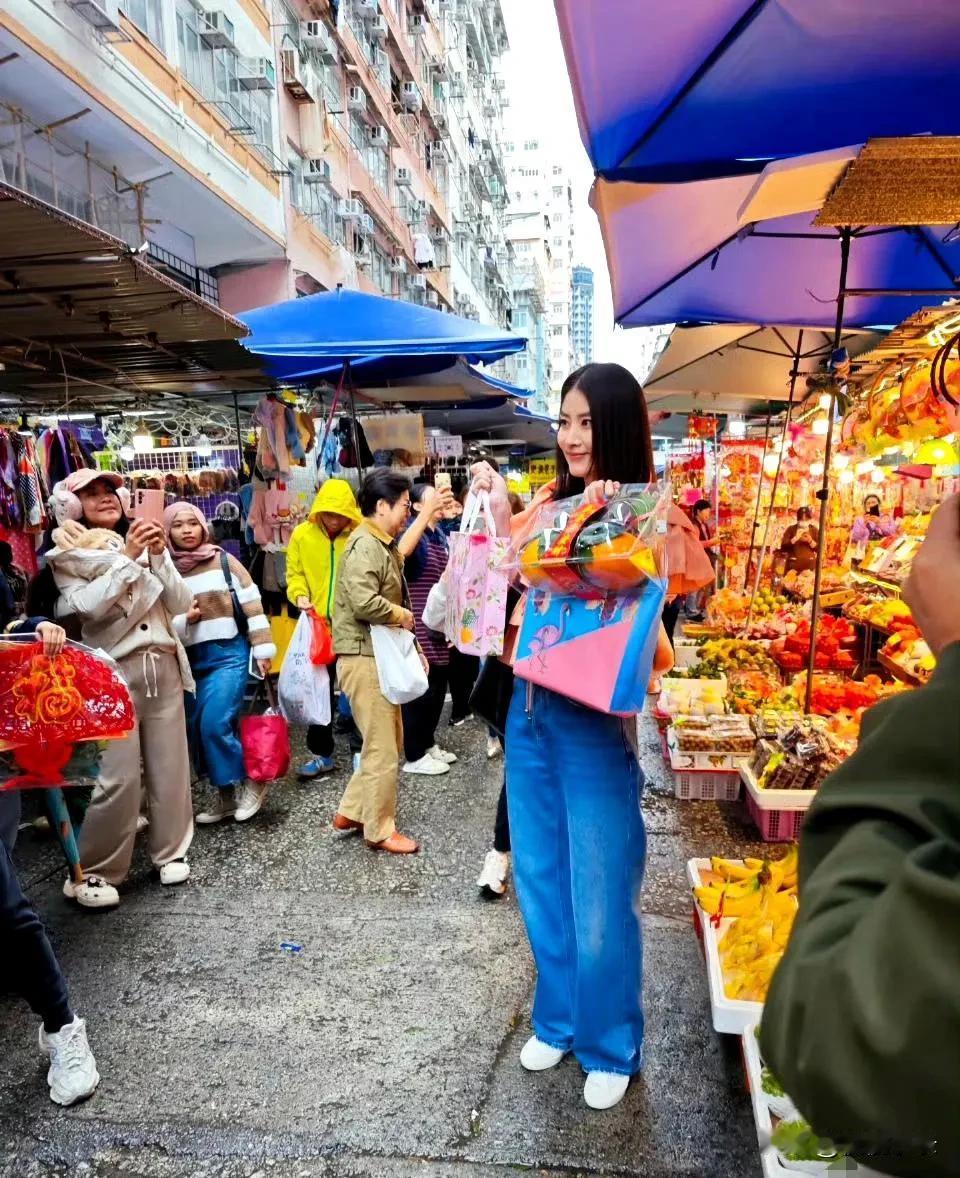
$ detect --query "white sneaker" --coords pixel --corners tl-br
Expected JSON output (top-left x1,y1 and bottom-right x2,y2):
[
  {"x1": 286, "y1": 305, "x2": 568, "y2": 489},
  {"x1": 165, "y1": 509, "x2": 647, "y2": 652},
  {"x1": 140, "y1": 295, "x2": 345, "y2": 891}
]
[
  {"x1": 520, "y1": 1036, "x2": 567, "y2": 1072},
  {"x1": 39, "y1": 1016, "x2": 99, "y2": 1106},
  {"x1": 196, "y1": 788, "x2": 236, "y2": 825},
  {"x1": 135, "y1": 814, "x2": 149, "y2": 834},
  {"x1": 234, "y1": 781, "x2": 269, "y2": 823},
  {"x1": 159, "y1": 860, "x2": 190, "y2": 886},
  {"x1": 477, "y1": 849, "x2": 510, "y2": 897},
  {"x1": 403, "y1": 754, "x2": 449, "y2": 776},
  {"x1": 486, "y1": 735, "x2": 502, "y2": 759},
  {"x1": 584, "y1": 1071, "x2": 630, "y2": 1110},
  {"x1": 428, "y1": 744, "x2": 457, "y2": 765},
  {"x1": 63, "y1": 875, "x2": 119, "y2": 910}
]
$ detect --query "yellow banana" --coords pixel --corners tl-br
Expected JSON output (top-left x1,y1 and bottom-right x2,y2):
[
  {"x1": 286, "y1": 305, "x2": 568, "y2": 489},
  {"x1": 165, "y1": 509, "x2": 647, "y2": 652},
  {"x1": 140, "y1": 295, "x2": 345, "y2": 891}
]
[
  {"x1": 711, "y1": 856, "x2": 761, "y2": 883},
  {"x1": 723, "y1": 875, "x2": 762, "y2": 902},
  {"x1": 743, "y1": 857, "x2": 764, "y2": 870}
]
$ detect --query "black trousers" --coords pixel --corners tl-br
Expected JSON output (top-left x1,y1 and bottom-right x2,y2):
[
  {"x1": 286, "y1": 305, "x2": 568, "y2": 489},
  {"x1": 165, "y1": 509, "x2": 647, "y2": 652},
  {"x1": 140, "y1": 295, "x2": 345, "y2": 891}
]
[
  {"x1": 0, "y1": 793, "x2": 72, "y2": 1034},
  {"x1": 402, "y1": 665, "x2": 449, "y2": 763},
  {"x1": 662, "y1": 596, "x2": 683, "y2": 646},
  {"x1": 307, "y1": 659, "x2": 362, "y2": 758},
  {"x1": 493, "y1": 776, "x2": 510, "y2": 853},
  {"x1": 448, "y1": 648, "x2": 480, "y2": 722}
]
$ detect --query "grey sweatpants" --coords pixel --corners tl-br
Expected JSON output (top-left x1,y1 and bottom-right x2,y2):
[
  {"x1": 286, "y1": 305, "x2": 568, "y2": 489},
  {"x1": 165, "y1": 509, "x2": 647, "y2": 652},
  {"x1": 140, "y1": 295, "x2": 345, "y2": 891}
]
[{"x1": 78, "y1": 649, "x2": 193, "y2": 885}]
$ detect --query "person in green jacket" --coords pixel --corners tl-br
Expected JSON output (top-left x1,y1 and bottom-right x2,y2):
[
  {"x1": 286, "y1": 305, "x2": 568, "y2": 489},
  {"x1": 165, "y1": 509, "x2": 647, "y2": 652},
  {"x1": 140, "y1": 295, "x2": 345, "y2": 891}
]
[
  {"x1": 761, "y1": 493, "x2": 960, "y2": 1178},
  {"x1": 286, "y1": 478, "x2": 362, "y2": 779}
]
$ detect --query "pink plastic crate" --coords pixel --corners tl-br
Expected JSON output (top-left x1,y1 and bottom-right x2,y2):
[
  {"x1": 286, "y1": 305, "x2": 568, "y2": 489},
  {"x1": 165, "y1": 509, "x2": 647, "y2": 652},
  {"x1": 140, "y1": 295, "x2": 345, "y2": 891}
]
[
  {"x1": 745, "y1": 792, "x2": 806, "y2": 841},
  {"x1": 673, "y1": 768, "x2": 741, "y2": 802}
]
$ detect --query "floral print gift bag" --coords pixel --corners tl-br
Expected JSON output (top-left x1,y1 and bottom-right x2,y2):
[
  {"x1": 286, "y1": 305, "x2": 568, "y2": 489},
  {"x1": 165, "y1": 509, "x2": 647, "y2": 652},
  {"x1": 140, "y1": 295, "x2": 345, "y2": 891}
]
[{"x1": 445, "y1": 492, "x2": 510, "y2": 657}]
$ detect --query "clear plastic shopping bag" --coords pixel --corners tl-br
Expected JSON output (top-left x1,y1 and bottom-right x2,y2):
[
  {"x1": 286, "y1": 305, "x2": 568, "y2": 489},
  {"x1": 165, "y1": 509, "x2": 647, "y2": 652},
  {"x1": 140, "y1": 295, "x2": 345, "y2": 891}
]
[{"x1": 277, "y1": 613, "x2": 331, "y2": 726}]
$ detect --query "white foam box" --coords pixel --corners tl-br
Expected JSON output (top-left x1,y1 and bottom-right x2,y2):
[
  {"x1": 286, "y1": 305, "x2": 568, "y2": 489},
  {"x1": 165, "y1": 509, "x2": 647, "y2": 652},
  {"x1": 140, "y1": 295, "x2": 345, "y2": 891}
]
[
  {"x1": 687, "y1": 858, "x2": 763, "y2": 1035},
  {"x1": 741, "y1": 763, "x2": 816, "y2": 812},
  {"x1": 668, "y1": 727, "x2": 752, "y2": 772}
]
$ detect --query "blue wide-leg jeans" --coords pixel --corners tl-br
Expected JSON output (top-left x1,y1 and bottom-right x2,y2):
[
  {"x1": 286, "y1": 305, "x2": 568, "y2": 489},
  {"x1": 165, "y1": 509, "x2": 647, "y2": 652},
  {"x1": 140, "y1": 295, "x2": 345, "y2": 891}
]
[
  {"x1": 505, "y1": 682, "x2": 646, "y2": 1076},
  {"x1": 185, "y1": 635, "x2": 250, "y2": 788}
]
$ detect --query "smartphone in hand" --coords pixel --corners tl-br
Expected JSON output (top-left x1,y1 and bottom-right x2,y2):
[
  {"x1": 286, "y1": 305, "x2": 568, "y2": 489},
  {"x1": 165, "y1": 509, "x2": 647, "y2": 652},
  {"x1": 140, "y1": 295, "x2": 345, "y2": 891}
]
[{"x1": 131, "y1": 488, "x2": 166, "y2": 527}]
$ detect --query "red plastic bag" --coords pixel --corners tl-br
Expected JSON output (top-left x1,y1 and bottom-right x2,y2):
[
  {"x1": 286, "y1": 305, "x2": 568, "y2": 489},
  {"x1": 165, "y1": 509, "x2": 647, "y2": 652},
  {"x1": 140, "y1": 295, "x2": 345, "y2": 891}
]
[
  {"x1": 308, "y1": 612, "x2": 335, "y2": 666},
  {"x1": 240, "y1": 712, "x2": 290, "y2": 782}
]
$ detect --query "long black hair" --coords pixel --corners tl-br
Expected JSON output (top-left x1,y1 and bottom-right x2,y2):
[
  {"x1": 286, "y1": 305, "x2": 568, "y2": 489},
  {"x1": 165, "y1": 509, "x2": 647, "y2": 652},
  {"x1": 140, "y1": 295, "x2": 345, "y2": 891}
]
[{"x1": 554, "y1": 362, "x2": 655, "y2": 498}]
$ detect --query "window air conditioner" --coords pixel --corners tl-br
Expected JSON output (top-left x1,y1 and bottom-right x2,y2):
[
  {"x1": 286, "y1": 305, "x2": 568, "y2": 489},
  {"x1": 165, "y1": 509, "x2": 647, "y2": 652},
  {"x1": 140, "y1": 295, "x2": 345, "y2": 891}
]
[
  {"x1": 238, "y1": 58, "x2": 276, "y2": 91},
  {"x1": 401, "y1": 81, "x2": 422, "y2": 111},
  {"x1": 368, "y1": 125, "x2": 388, "y2": 147},
  {"x1": 347, "y1": 86, "x2": 367, "y2": 112},
  {"x1": 305, "y1": 158, "x2": 333, "y2": 185},
  {"x1": 356, "y1": 0, "x2": 378, "y2": 14},
  {"x1": 200, "y1": 11, "x2": 236, "y2": 50},
  {"x1": 358, "y1": 213, "x2": 376, "y2": 235},
  {"x1": 369, "y1": 15, "x2": 388, "y2": 40},
  {"x1": 301, "y1": 20, "x2": 338, "y2": 65},
  {"x1": 409, "y1": 274, "x2": 427, "y2": 290},
  {"x1": 66, "y1": 0, "x2": 122, "y2": 34},
  {"x1": 409, "y1": 14, "x2": 427, "y2": 34},
  {"x1": 389, "y1": 256, "x2": 407, "y2": 273},
  {"x1": 394, "y1": 166, "x2": 413, "y2": 188},
  {"x1": 426, "y1": 289, "x2": 440, "y2": 307},
  {"x1": 338, "y1": 198, "x2": 363, "y2": 220}
]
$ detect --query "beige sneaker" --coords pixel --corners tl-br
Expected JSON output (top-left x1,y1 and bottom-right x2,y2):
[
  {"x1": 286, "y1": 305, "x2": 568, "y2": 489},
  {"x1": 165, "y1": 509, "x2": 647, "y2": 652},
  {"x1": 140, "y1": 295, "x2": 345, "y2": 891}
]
[
  {"x1": 234, "y1": 781, "x2": 269, "y2": 823},
  {"x1": 196, "y1": 788, "x2": 236, "y2": 825}
]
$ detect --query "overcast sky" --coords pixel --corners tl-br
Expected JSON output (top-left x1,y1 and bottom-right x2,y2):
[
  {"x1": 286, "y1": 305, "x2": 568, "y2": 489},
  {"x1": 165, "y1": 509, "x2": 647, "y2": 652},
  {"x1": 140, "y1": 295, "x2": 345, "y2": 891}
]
[{"x1": 500, "y1": 0, "x2": 667, "y2": 381}]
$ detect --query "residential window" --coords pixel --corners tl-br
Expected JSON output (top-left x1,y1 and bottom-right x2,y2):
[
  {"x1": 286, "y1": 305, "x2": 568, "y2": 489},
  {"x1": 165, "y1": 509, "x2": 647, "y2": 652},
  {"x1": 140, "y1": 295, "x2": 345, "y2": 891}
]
[
  {"x1": 551, "y1": 325, "x2": 563, "y2": 337},
  {"x1": 123, "y1": 0, "x2": 163, "y2": 45}
]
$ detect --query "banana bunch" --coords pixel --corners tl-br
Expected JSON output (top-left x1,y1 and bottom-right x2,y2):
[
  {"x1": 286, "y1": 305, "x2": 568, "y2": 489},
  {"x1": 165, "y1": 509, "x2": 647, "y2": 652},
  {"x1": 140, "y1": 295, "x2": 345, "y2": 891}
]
[
  {"x1": 693, "y1": 846, "x2": 798, "y2": 918},
  {"x1": 720, "y1": 894, "x2": 797, "y2": 1002}
]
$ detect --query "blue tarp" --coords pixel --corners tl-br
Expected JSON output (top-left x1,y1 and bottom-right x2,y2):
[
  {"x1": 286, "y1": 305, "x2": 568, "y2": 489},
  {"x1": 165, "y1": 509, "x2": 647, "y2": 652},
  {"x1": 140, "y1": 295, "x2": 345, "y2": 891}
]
[
  {"x1": 555, "y1": 0, "x2": 960, "y2": 182},
  {"x1": 239, "y1": 288, "x2": 526, "y2": 383}
]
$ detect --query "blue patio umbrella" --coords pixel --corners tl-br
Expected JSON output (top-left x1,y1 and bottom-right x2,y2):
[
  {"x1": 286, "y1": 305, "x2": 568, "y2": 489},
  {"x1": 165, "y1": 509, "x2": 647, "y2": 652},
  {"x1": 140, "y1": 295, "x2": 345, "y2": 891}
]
[
  {"x1": 555, "y1": 0, "x2": 960, "y2": 182},
  {"x1": 240, "y1": 288, "x2": 526, "y2": 383}
]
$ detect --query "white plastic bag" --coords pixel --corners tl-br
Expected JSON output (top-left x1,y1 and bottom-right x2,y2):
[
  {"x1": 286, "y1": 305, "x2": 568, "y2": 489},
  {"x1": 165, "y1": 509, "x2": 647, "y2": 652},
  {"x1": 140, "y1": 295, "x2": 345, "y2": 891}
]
[
  {"x1": 277, "y1": 613, "x2": 331, "y2": 726},
  {"x1": 370, "y1": 625, "x2": 429, "y2": 705},
  {"x1": 422, "y1": 573, "x2": 448, "y2": 632}
]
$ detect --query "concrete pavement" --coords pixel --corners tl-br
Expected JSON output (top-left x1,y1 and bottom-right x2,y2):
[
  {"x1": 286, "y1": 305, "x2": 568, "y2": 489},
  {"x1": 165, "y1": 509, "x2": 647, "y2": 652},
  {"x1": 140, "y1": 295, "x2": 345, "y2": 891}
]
[{"x1": 1, "y1": 713, "x2": 768, "y2": 1178}]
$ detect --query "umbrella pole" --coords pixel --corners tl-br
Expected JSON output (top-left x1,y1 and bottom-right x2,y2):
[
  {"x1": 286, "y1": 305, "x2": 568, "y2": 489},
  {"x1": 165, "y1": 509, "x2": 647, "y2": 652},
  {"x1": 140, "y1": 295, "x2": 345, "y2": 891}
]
[
  {"x1": 345, "y1": 362, "x2": 365, "y2": 478},
  {"x1": 743, "y1": 407, "x2": 774, "y2": 590},
  {"x1": 804, "y1": 228, "x2": 851, "y2": 714},
  {"x1": 742, "y1": 330, "x2": 804, "y2": 635}
]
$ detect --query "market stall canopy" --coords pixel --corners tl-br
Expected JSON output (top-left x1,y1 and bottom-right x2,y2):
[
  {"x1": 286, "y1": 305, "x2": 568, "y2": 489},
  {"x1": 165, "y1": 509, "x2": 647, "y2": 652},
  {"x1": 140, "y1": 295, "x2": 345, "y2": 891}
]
[
  {"x1": 240, "y1": 288, "x2": 527, "y2": 383},
  {"x1": 0, "y1": 183, "x2": 263, "y2": 411},
  {"x1": 348, "y1": 358, "x2": 533, "y2": 406},
  {"x1": 422, "y1": 401, "x2": 555, "y2": 454},
  {"x1": 594, "y1": 156, "x2": 960, "y2": 329},
  {"x1": 645, "y1": 324, "x2": 879, "y2": 415},
  {"x1": 554, "y1": 0, "x2": 960, "y2": 183}
]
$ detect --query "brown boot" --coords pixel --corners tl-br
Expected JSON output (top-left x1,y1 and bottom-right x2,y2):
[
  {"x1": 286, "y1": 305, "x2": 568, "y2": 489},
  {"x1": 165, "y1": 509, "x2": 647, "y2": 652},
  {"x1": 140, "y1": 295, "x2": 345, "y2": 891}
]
[
  {"x1": 366, "y1": 831, "x2": 419, "y2": 854},
  {"x1": 332, "y1": 813, "x2": 364, "y2": 834}
]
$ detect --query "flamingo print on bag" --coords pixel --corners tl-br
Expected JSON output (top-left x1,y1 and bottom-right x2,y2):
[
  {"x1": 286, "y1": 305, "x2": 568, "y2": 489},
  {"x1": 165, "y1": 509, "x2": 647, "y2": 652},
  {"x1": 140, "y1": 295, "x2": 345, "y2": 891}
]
[{"x1": 528, "y1": 601, "x2": 572, "y2": 671}]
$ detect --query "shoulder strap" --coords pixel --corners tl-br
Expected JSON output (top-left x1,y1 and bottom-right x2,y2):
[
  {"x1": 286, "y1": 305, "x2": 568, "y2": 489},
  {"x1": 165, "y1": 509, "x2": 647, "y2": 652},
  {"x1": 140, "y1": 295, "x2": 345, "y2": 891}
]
[{"x1": 219, "y1": 550, "x2": 234, "y2": 587}]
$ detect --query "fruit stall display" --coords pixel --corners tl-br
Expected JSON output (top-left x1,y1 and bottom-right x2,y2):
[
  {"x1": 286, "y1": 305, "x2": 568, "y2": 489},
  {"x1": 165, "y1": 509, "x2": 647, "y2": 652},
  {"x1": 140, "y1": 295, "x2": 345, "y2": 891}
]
[{"x1": 768, "y1": 616, "x2": 858, "y2": 674}]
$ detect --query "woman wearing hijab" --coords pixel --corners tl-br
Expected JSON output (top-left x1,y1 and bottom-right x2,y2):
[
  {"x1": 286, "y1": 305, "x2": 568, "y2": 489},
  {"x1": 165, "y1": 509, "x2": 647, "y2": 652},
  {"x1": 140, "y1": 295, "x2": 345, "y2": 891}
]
[{"x1": 164, "y1": 503, "x2": 275, "y2": 825}]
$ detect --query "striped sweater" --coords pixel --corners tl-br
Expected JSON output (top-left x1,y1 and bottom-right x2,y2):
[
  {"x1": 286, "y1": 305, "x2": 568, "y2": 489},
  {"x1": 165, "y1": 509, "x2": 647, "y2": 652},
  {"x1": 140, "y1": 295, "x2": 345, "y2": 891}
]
[{"x1": 171, "y1": 553, "x2": 276, "y2": 662}]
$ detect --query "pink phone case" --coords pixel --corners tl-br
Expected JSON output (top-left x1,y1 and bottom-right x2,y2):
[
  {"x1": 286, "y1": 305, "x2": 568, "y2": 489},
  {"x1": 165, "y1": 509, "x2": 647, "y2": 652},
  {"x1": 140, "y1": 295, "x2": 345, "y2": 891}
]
[{"x1": 132, "y1": 489, "x2": 165, "y2": 526}]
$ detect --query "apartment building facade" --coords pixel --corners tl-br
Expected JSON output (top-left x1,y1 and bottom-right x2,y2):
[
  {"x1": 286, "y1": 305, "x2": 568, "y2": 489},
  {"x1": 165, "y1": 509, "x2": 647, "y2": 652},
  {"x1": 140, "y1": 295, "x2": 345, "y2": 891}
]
[
  {"x1": 505, "y1": 135, "x2": 575, "y2": 411},
  {"x1": 571, "y1": 263, "x2": 594, "y2": 368},
  {"x1": 0, "y1": 0, "x2": 515, "y2": 339}
]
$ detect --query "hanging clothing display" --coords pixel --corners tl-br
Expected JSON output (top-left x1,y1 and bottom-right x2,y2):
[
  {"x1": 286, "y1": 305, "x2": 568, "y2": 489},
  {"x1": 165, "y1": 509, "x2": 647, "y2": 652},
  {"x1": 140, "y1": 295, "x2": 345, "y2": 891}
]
[{"x1": 413, "y1": 233, "x2": 436, "y2": 268}]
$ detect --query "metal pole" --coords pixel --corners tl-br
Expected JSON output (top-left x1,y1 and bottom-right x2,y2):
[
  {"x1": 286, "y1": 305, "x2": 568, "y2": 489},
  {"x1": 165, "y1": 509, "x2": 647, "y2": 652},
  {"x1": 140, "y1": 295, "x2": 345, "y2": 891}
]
[
  {"x1": 345, "y1": 361, "x2": 365, "y2": 477},
  {"x1": 743, "y1": 406, "x2": 774, "y2": 591},
  {"x1": 804, "y1": 228, "x2": 851, "y2": 714},
  {"x1": 741, "y1": 330, "x2": 804, "y2": 636}
]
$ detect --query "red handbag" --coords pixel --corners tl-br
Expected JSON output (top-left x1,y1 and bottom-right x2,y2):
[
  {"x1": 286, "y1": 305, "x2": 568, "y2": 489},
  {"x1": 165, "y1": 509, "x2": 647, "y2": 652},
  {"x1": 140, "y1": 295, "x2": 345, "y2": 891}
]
[
  {"x1": 308, "y1": 612, "x2": 335, "y2": 666},
  {"x1": 240, "y1": 680, "x2": 290, "y2": 783}
]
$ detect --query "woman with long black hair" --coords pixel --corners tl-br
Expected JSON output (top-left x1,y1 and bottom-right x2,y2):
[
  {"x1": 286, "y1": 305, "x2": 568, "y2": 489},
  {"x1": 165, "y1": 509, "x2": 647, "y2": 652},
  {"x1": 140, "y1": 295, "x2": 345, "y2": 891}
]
[{"x1": 472, "y1": 362, "x2": 672, "y2": 1110}]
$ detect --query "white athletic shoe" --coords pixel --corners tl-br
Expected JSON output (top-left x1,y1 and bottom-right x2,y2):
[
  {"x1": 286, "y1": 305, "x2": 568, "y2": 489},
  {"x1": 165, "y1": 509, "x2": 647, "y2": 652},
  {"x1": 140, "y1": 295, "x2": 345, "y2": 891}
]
[
  {"x1": 158, "y1": 860, "x2": 190, "y2": 886},
  {"x1": 428, "y1": 744, "x2": 457, "y2": 765},
  {"x1": 135, "y1": 814, "x2": 149, "y2": 834},
  {"x1": 486, "y1": 735, "x2": 502, "y2": 759},
  {"x1": 62, "y1": 875, "x2": 119, "y2": 910},
  {"x1": 520, "y1": 1036, "x2": 567, "y2": 1072},
  {"x1": 234, "y1": 781, "x2": 269, "y2": 823},
  {"x1": 39, "y1": 1016, "x2": 100, "y2": 1106},
  {"x1": 477, "y1": 849, "x2": 510, "y2": 897},
  {"x1": 196, "y1": 789, "x2": 236, "y2": 825},
  {"x1": 584, "y1": 1071, "x2": 630, "y2": 1110},
  {"x1": 402, "y1": 754, "x2": 450, "y2": 776}
]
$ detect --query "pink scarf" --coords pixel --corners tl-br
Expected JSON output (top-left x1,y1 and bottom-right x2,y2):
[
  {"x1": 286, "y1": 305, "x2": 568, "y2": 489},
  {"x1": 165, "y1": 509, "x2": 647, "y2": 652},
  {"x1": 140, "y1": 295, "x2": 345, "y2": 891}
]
[{"x1": 163, "y1": 501, "x2": 220, "y2": 574}]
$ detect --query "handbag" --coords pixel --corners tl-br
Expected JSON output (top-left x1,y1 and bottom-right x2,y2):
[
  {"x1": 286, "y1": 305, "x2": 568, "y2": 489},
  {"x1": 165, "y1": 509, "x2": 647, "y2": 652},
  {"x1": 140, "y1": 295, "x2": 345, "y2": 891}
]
[
  {"x1": 445, "y1": 492, "x2": 510, "y2": 657},
  {"x1": 240, "y1": 679, "x2": 290, "y2": 782},
  {"x1": 219, "y1": 552, "x2": 249, "y2": 637},
  {"x1": 422, "y1": 574, "x2": 448, "y2": 632}
]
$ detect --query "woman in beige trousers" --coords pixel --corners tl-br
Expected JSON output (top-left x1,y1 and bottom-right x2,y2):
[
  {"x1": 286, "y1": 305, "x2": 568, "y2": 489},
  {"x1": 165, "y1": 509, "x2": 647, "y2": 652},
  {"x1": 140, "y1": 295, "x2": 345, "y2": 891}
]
[{"x1": 45, "y1": 470, "x2": 195, "y2": 910}]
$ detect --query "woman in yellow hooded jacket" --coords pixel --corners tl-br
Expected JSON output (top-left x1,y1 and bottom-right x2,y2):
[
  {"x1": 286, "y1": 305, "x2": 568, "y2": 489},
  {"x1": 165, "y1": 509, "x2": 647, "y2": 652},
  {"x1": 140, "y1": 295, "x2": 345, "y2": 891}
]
[{"x1": 285, "y1": 478, "x2": 362, "y2": 777}]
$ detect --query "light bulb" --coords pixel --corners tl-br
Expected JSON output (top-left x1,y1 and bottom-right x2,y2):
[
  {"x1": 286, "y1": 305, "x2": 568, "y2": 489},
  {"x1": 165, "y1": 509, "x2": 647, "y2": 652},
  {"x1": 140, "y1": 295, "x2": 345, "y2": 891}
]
[
  {"x1": 839, "y1": 468, "x2": 855, "y2": 485},
  {"x1": 871, "y1": 468, "x2": 886, "y2": 484},
  {"x1": 817, "y1": 392, "x2": 833, "y2": 412},
  {"x1": 809, "y1": 461, "x2": 825, "y2": 478},
  {"x1": 832, "y1": 453, "x2": 850, "y2": 470},
  {"x1": 945, "y1": 433, "x2": 957, "y2": 444},
  {"x1": 720, "y1": 465, "x2": 731, "y2": 478},
  {"x1": 811, "y1": 416, "x2": 829, "y2": 436},
  {"x1": 763, "y1": 454, "x2": 779, "y2": 476},
  {"x1": 132, "y1": 420, "x2": 154, "y2": 452},
  {"x1": 195, "y1": 432, "x2": 213, "y2": 459},
  {"x1": 119, "y1": 444, "x2": 135, "y2": 462}
]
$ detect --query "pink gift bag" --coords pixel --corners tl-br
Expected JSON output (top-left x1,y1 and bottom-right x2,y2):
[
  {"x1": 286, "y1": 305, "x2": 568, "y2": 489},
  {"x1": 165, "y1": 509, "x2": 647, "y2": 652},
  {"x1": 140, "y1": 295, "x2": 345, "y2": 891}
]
[{"x1": 445, "y1": 492, "x2": 510, "y2": 657}]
